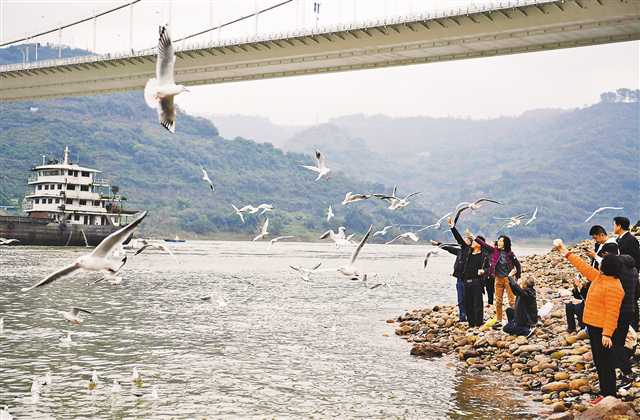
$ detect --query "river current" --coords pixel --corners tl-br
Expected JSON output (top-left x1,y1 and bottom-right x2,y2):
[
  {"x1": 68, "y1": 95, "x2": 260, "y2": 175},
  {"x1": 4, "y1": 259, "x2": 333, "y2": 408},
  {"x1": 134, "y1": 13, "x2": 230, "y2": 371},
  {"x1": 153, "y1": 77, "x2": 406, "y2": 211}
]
[{"x1": 0, "y1": 241, "x2": 547, "y2": 419}]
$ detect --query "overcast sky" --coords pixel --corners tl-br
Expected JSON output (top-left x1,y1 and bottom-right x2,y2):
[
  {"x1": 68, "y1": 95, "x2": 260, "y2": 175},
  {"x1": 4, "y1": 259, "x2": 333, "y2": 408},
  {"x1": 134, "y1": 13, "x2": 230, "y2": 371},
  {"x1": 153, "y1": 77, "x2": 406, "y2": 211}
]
[{"x1": 1, "y1": 0, "x2": 638, "y2": 124}]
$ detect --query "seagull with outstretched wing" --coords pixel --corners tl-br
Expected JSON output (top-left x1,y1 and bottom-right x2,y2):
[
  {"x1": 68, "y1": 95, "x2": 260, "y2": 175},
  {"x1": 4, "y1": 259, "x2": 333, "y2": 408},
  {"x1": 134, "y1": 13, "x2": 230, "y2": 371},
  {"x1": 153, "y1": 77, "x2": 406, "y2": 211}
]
[
  {"x1": 337, "y1": 225, "x2": 373, "y2": 280},
  {"x1": 200, "y1": 167, "x2": 215, "y2": 191},
  {"x1": 301, "y1": 149, "x2": 331, "y2": 181},
  {"x1": 253, "y1": 218, "x2": 270, "y2": 241},
  {"x1": 584, "y1": 206, "x2": 624, "y2": 223}
]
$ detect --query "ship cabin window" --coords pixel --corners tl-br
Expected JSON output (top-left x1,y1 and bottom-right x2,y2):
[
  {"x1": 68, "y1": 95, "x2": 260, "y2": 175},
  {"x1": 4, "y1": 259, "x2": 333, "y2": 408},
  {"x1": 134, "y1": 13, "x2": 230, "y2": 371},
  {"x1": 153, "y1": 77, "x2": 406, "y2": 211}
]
[
  {"x1": 81, "y1": 171, "x2": 90, "y2": 177},
  {"x1": 79, "y1": 200, "x2": 87, "y2": 206},
  {"x1": 74, "y1": 215, "x2": 80, "y2": 221},
  {"x1": 55, "y1": 199, "x2": 60, "y2": 204},
  {"x1": 44, "y1": 185, "x2": 49, "y2": 190},
  {"x1": 80, "y1": 185, "x2": 89, "y2": 192},
  {"x1": 93, "y1": 200, "x2": 100, "y2": 206},
  {"x1": 34, "y1": 198, "x2": 39, "y2": 204},
  {"x1": 48, "y1": 199, "x2": 53, "y2": 204},
  {"x1": 67, "y1": 185, "x2": 75, "y2": 190},
  {"x1": 73, "y1": 171, "x2": 79, "y2": 177},
  {"x1": 57, "y1": 184, "x2": 62, "y2": 190},
  {"x1": 37, "y1": 185, "x2": 42, "y2": 190},
  {"x1": 66, "y1": 199, "x2": 72, "y2": 205}
]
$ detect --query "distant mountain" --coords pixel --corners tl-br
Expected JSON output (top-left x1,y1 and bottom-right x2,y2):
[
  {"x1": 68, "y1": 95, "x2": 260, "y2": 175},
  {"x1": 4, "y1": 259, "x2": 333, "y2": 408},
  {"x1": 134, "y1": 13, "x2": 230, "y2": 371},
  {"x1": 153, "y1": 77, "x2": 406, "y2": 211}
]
[
  {"x1": 0, "y1": 43, "x2": 92, "y2": 65},
  {"x1": 200, "y1": 114, "x2": 305, "y2": 149}
]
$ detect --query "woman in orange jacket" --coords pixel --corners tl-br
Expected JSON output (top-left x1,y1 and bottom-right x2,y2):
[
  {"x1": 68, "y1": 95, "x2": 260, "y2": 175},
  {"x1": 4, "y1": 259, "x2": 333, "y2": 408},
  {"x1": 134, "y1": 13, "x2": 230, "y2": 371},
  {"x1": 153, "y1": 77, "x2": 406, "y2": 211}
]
[{"x1": 554, "y1": 239, "x2": 625, "y2": 403}]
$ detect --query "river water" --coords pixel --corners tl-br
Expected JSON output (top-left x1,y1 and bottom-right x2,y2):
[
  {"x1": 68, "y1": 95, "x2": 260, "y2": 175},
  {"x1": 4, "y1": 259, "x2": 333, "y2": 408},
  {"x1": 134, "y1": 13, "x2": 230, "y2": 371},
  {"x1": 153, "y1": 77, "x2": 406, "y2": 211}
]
[{"x1": 0, "y1": 241, "x2": 547, "y2": 419}]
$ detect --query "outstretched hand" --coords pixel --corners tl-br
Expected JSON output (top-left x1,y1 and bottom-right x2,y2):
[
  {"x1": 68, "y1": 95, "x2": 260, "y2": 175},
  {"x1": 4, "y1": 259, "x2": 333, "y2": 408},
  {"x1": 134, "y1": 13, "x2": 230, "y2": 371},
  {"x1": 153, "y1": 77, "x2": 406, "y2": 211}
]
[
  {"x1": 447, "y1": 217, "x2": 454, "y2": 228},
  {"x1": 553, "y1": 239, "x2": 568, "y2": 255}
]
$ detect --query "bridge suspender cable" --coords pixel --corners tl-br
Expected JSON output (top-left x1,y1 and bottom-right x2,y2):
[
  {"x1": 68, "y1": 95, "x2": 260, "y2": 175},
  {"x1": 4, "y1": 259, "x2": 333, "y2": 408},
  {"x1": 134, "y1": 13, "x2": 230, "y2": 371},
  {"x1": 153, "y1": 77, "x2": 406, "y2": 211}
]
[
  {"x1": 0, "y1": 0, "x2": 143, "y2": 48},
  {"x1": 173, "y1": 0, "x2": 295, "y2": 44}
]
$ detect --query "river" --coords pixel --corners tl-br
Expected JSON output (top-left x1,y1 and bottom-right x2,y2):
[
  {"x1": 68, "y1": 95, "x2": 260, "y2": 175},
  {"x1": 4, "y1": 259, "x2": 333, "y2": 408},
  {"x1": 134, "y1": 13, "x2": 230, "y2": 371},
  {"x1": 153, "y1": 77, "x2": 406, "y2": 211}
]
[{"x1": 0, "y1": 241, "x2": 548, "y2": 419}]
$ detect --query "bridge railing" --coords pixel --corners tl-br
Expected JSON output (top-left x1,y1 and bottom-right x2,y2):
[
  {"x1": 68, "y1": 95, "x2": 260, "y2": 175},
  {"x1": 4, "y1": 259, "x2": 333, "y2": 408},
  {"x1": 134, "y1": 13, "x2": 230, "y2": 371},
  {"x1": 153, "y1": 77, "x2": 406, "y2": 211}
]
[{"x1": 0, "y1": 0, "x2": 559, "y2": 74}]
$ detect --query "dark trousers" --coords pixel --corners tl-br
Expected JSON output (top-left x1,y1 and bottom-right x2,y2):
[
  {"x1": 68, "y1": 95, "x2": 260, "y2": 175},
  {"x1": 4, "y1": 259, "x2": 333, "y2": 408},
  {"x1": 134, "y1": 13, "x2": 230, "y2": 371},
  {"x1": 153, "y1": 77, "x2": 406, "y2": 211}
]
[
  {"x1": 456, "y1": 277, "x2": 466, "y2": 321},
  {"x1": 463, "y1": 278, "x2": 484, "y2": 327},
  {"x1": 613, "y1": 312, "x2": 633, "y2": 375},
  {"x1": 484, "y1": 277, "x2": 495, "y2": 305},
  {"x1": 503, "y1": 307, "x2": 531, "y2": 336},
  {"x1": 633, "y1": 302, "x2": 639, "y2": 331},
  {"x1": 565, "y1": 301, "x2": 585, "y2": 332},
  {"x1": 587, "y1": 325, "x2": 617, "y2": 397}
]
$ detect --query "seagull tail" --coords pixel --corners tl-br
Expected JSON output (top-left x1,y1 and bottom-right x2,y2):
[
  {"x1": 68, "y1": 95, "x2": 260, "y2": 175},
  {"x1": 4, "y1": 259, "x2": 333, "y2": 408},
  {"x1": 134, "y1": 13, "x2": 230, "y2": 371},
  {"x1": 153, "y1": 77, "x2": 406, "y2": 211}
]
[{"x1": 144, "y1": 78, "x2": 159, "y2": 108}]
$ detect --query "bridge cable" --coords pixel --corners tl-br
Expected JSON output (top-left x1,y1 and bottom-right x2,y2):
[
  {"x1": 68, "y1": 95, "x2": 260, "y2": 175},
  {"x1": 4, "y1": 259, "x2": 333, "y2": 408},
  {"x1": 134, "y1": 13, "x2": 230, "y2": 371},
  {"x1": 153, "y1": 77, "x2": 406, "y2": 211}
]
[
  {"x1": 173, "y1": 0, "x2": 294, "y2": 44},
  {"x1": 0, "y1": 0, "x2": 143, "y2": 48}
]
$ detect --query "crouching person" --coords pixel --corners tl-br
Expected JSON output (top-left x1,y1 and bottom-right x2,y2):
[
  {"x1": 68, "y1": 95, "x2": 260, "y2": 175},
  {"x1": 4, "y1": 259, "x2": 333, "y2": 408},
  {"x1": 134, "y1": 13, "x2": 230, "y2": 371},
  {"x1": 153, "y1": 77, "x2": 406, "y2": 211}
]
[{"x1": 503, "y1": 276, "x2": 538, "y2": 337}]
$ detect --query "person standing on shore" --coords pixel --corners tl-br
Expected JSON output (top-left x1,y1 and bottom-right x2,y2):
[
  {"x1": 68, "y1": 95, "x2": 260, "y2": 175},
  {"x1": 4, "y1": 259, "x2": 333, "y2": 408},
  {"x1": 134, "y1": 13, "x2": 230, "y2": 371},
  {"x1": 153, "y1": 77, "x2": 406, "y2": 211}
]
[
  {"x1": 588, "y1": 225, "x2": 619, "y2": 269},
  {"x1": 482, "y1": 243, "x2": 495, "y2": 308},
  {"x1": 462, "y1": 236, "x2": 489, "y2": 327},
  {"x1": 554, "y1": 239, "x2": 624, "y2": 403},
  {"x1": 614, "y1": 216, "x2": 640, "y2": 331},
  {"x1": 431, "y1": 237, "x2": 467, "y2": 322},
  {"x1": 473, "y1": 235, "x2": 522, "y2": 326}
]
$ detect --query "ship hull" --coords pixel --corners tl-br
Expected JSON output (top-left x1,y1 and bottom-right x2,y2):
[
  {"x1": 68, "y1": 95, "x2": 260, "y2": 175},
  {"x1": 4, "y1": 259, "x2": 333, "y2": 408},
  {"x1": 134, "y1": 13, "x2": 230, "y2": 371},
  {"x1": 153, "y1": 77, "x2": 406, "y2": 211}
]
[{"x1": 0, "y1": 215, "x2": 119, "y2": 246}]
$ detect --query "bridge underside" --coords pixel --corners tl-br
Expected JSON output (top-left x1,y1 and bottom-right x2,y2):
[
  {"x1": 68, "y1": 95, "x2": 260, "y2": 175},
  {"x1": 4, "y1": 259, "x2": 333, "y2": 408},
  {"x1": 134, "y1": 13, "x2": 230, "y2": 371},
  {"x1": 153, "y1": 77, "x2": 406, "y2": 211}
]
[{"x1": 1, "y1": 0, "x2": 638, "y2": 101}]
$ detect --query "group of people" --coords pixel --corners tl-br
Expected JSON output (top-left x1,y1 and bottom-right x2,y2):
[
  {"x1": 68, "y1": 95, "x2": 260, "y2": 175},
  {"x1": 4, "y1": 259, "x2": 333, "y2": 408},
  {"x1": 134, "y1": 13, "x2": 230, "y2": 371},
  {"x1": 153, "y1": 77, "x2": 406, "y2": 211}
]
[{"x1": 435, "y1": 215, "x2": 640, "y2": 404}]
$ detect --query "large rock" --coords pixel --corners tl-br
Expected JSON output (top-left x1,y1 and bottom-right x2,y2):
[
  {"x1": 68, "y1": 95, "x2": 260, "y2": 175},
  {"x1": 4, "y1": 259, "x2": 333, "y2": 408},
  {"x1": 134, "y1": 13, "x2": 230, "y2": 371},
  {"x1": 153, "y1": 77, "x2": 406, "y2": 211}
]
[
  {"x1": 514, "y1": 344, "x2": 544, "y2": 355},
  {"x1": 541, "y1": 382, "x2": 570, "y2": 392},
  {"x1": 410, "y1": 343, "x2": 447, "y2": 357},
  {"x1": 575, "y1": 396, "x2": 638, "y2": 419}
]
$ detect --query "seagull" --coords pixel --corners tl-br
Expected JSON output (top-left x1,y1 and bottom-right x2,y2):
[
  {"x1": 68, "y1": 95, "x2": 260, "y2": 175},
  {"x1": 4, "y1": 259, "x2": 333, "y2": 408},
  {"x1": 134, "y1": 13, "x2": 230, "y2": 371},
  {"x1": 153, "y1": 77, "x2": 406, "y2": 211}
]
[
  {"x1": 417, "y1": 212, "x2": 452, "y2": 231},
  {"x1": 60, "y1": 331, "x2": 72, "y2": 347},
  {"x1": 199, "y1": 293, "x2": 228, "y2": 308},
  {"x1": 300, "y1": 149, "x2": 331, "y2": 181},
  {"x1": 342, "y1": 192, "x2": 371, "y2": 205},
  {"x1": 200, "y1": 167, "x2": 215, "y2": 191},
  {"x1": 231, "y1": 205, "x2": 246, "y2": 223},
  {"x1": 584, "y1": 206, "x2": 624, "y2": 223},
  {"x1": 326, "y1": 205, "x2": 334, "y2": 222},
  {"x1": 494, "y1": 213, "x2": 528, "y2": 229},
  {"x1": 0, "y1": 238, "x2": 19, "y2": 245},
  {"x1": 525, "y1": 207, "x2": 538, "y2": 226},
  {"x1": 453, "y1": 198, "x2": 502, "y2": 225},
  {"x1": 373, "y1": 225, "x2": 393, "y2": 238},
  {"x1": 289, "y1": 263, "x2": 323, "y2": 281},
  {"x1": 144, "y1": 24, "x2": 189, "y2": 133},
  {"x1": 111, "y1": 380, "x2": 122, "y2": 394},
  {"x1": 337, "y1": 225, "x2": 373, "y2": 280},
  {"x1": 250, "y1": 204, "x2": 273, "y2": 215},
  {"x1": 320, "y1": 227, "x2": 350, "y2": 247},
  {"x1": 88, "y1": 370, "x2": 98, "y2": 391},
  {"x1": 134, "y1": 242, "x2": 177, "y2": 262},
  {"x1": 385, "y1": 232, "x2": 419, "y2": 245},
  {"x1": 253, "y1": 218, "x2": 269, "y2": 241},
  {"x1": 132, "y1": 367, "x2": 143, "y2": 387},
  {"x1": 270, "y1": 236, "x2": 295, "y2": 245},
  {"x1": 21, "y1": 211, "x2": 147, "y2": 292},
  {"x1": 60, "y1": 307, "x2": 92, "y2": 324},
  {"x1": 423, "y1": 250, "x2": 440, "y2": 269},
  {"x1": 374, "y1": 186, "x2": 421, "y2": 210}
]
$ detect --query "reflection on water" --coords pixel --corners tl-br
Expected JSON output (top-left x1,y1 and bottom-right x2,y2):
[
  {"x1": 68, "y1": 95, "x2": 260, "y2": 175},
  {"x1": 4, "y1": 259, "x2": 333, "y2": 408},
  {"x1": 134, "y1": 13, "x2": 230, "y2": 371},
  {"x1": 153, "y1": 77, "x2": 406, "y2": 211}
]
[{"x1": 0, "y1": 241, "x2": 545, "y2": 418}]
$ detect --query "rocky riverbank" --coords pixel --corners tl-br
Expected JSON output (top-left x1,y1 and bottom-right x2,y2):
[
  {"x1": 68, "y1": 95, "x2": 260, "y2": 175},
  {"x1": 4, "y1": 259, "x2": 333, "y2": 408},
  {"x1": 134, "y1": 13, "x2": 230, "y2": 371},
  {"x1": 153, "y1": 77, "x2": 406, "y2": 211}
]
[{"x1": 391, "y1": 239, "x2": 640, "y2": 418}]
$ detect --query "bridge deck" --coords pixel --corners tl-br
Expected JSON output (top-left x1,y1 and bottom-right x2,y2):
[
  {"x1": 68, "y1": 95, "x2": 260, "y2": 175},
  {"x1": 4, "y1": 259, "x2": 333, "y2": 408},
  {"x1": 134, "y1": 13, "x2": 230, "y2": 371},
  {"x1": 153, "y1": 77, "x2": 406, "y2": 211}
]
[{"x1": 1, "y1": 0, "x2": 638, "y2": 101}]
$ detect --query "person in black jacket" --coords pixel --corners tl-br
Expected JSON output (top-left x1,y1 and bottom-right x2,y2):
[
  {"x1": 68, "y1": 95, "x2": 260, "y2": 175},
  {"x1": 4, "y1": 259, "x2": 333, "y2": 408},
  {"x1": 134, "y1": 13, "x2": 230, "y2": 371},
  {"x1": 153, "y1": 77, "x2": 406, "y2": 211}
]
[
  {"x1": 482, "y1": 244, "x2": 495, "y2": 306},
  {"x1": 565, "y1": 275, "x2": 590, "y2": 332},
  {"x1": 460, "y1": 235, "x2": 489, "y2": 327},
  {"x1": 503, "y1": 276, "x2": 538, "y2": 336},
  {"x1": 614, "y1": 217, "x2": 640, "y2": 270},
  {"x1": 431, "y1": 240, "x2": 466, "y2": 322},
  {"x1": 614, "y1": 254, "x2": 640, "y2": 388}
]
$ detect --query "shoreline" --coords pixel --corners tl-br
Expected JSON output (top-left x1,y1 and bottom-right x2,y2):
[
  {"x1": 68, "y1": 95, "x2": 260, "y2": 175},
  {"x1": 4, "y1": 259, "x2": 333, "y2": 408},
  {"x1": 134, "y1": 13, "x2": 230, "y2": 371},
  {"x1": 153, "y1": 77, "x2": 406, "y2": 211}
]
[{"x1": 389, "y1": 239, "x2": 640, "y2": 418}]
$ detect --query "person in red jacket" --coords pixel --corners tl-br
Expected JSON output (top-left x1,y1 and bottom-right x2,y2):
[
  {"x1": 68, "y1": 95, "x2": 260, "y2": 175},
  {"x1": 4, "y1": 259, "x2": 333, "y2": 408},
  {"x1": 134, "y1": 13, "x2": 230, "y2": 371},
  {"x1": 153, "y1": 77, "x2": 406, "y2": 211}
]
[{"x1": 554, "y1": 239, "x2": 625, "y2": 404}]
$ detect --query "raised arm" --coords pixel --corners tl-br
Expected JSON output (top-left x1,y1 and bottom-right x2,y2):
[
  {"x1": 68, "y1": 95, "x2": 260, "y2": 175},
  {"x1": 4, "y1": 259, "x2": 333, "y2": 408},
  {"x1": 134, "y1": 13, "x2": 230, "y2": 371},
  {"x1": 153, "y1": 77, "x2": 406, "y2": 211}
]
[
  {"x1": 513, "y1": 256, "x2": 522, "y2": 279},
  {"x1": 474, "y1": 236, "x2": 496, "y2": 253},
  {"x1": 565, "y1": 252, "x2": 600, "y2": 282},
  {"x1": 507, "y1": 276, "x2": 524, "y2": 297},
  {"x1": 450, "y1": 226, "x2": 468, "y2": 249},
  {"x1": 440, "y1": 245, "x2": 460, "y2": 256}
]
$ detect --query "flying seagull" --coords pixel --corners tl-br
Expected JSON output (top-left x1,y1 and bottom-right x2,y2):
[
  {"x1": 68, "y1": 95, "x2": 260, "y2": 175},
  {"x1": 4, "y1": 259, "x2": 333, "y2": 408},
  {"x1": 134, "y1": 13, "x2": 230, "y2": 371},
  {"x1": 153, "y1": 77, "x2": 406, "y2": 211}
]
[
  {"x1": 326, "y1": 205, "x2": 334, "y2": 222},
  {"x1": 417, "y1": 212, "x2": 452, "y2": 232},
  {"x1": 270, "y1": 236, "x2": 295, "y2": 245},
  {"x1": 134, "y1": 242, "x2": 178, "y2": 263},
  {"x1": 231, "y1": 205, "x2": 246, "y2": 223},
  {"x1": 60, "y1": 307, "x2": 92, "y2": 324},
  {"x1": 200, "y1": 167, "x2": 215, "y2": 191},
  {"x1": 320, "y1": 227, "x2": 351, "y2": 248},
  {"x1": 423, "y1": 250, "x2": 440, "y2": 269},
  {"x1": 289, "y1": 263, "x2": 323, "y2": 281},
  {"x1": 301, "y1": 149, "x2": 331, "y2": 181},
  {"x1": 374, "y1": 186, "x2": 421, "y2": 210},
  {"x1": 250, "y1": 204, "x2": 273, "y2": 215},
  {"x1": 144, "y1": 24, "x2": 189, "y2": 133},
  {"x1": 453, "y1": 198, "x2": 502, "y2": 226},
  {"x1": 0, "y1": 238, "x2": 19, "y2": 245},
  {"x1": 253, "y1": 218, "x2": 270, "y2": 241},
  {"x1": 525, "y1": 207, "x2": 538, "y2": 226},
  {"x1": 342, "y1": 192, "x2": 371, "y2": 205},
  {"x1": 386, "y1": 232, "x2": 419, "y2": 245},
  {"x1": 494, "y1": 213, "x2": 528, "y2": 229},
  {"x1": 373, "y1": 225, "x2": 393, "y2": 238},
  {"x1": 337, "y1": 225, "x2": 373, "y2": 280},
  {"x1": 584, "y1": 206, "x2": 624, "y2": 223},
  {"x1": 21, "y1": 211, "x2": 148, "y2": 292}
]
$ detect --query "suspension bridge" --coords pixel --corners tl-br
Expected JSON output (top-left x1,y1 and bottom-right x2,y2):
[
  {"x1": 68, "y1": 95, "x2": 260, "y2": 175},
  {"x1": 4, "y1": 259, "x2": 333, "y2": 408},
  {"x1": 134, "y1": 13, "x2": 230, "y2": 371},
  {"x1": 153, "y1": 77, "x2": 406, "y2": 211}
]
[{"x1": 0, "y1": 0, "x2": 638, "y2": 101}]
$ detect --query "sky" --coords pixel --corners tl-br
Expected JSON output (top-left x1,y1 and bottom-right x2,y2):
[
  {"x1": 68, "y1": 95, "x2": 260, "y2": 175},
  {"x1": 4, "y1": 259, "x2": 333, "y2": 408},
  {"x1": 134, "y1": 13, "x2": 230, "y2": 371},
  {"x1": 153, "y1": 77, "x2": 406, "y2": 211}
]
[{"x1": 1, "y1": 0, "x2": 638, "y2": 125}]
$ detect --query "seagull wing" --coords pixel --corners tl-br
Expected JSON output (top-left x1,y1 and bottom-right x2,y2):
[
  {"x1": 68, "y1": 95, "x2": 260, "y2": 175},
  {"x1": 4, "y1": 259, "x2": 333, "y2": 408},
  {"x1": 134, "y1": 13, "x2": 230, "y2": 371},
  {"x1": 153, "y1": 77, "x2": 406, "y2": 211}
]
[
  {"x1": 21, "y1": 263, "x2": 80, "y2": 292},
  {"x1": 300, "y1": 164, "x2": 321, "y2": 173},
  {"x1": 92, "y1": 211, "x2": 148, "y2": 258},
  {"x1": 437, "y1": 212, "x2": 452, "y2": 223},
  {"x1": 72, "y1": 307, "x2": 93, "y2": 315},
  {"x1": 385, "y1": 235, "x2": 401, "y2": 245},
  {"x1": 350, "y1": 225, "x2": 372, "y2": 265},
  {"x1": 134, "y1": 244, "x2": 152, "y2": 256},
  {"x1": 156, "y1": 25, "x2": 175, "y2": 85},
  {"x1": 262, "y1": 218, "x2": 269, "y2": 235},
  {"x1": 319, "y1": 230, "x2": 333, "y2": 240},
  {"x1": 424, "y1": 251, "x2": 433, "y2": 269},
  {"x1": 474, "y1": 198, "x2": 503, "y2": 206},
  {"x1": 392, "y1": 185, "x2": 398, "y2": 197},
  {"x1": 158, "y1": 96, "x2": 176, "y2": 133},
  {"x1": 406, "y1": 232, "x2": 419, "y2": 242},
  {"x1": 311, "y1": 262, "x2": 323, "y2": 271},
  {"x1": 404, "y1": 192, "x2": 422, "y2": 200},
  {"x1": 453, "y1": 205, "x2": 469, "y2": 225},
  {"x1": 315, "y1": 149, "x2": 326, "y2": 168},
  {"x1": 289, "y1": 265, "x2": 302, "y2": 273}
]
